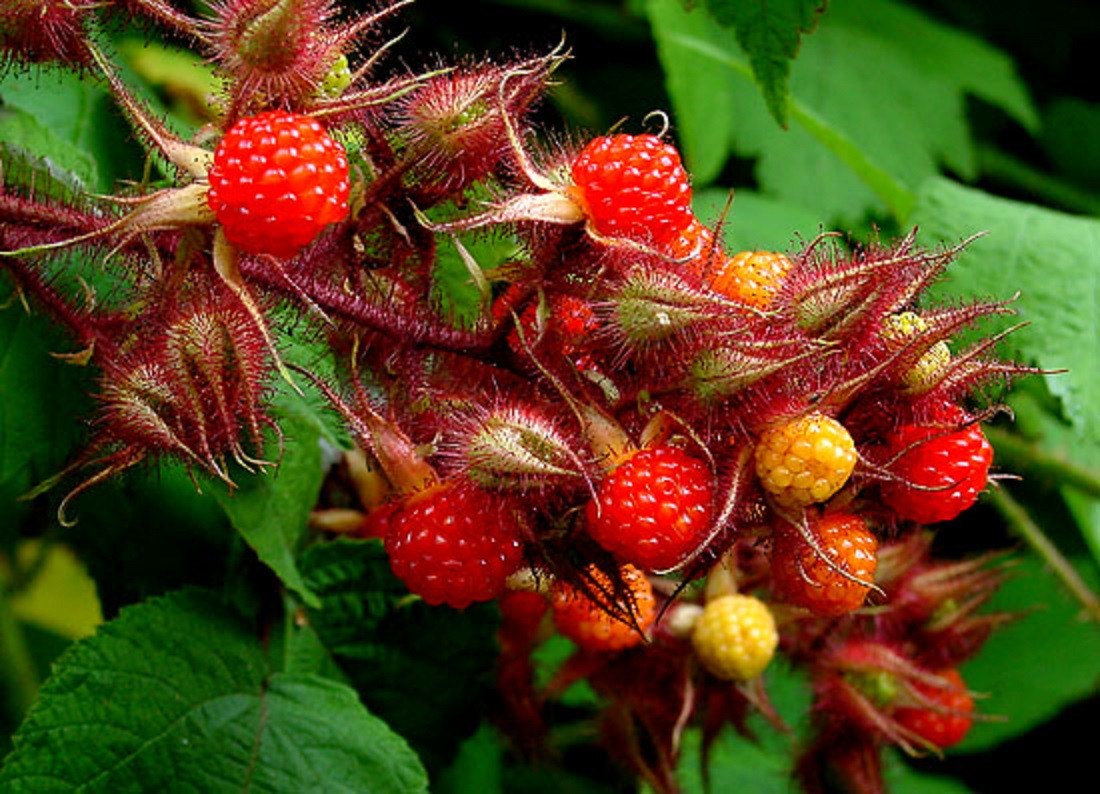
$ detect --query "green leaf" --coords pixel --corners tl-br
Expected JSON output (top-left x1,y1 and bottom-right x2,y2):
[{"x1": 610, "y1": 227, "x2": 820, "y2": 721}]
[
  {"x1": 435, "y1": 724, "x2": 504, "y2": 794},
  {"x1": 648, "y1": 0, "x2": 1035, "y2": 224},
  {"x1": 1040, "y1": 98, "x2": 1100, "y2": 188},
  {"x1": 214, "y1": 392, "x2": 332, "y2": 608},
  {"x1": 694, "y1": 188, "x2": 828, "y2": 253},
  {"x1": 0, "y1": 105, "x2": 95, "y2": 199},
  {"x1": 648, "y1": 0, "x2": 916, "y2": 220},
  {"x1": 825, "y1": 0, "x2": 1038, "y2": 134},
  {"x1": 913, "y1": 178, "x2": 1100, "y2": 563},
  {"x1": 704, "y1": 0, "x2": 826, "y2": 128},
  {"x1": 300, "y1": 539, "x2": 499, "y2": 773},
  {"x1": 0, "y1": 65, "x2": 137, "y2": 192},
  {"x1": 0, "y1": 296, "x2": 94, "y2": 543},
  {"x1": 955, "y1": 554, "x2": 1100, "y2": 752},
  {"x1": 912, "y1": 177, "x2": 1100, "y2": 450},
  {"x1": 0, "y1": 589, "x2": 428, "y2": 792},
  {"x1": 883, "y1": 752, "x2": 973, "y2": 793},
  {"x1": 666, "y1": 659, "x2": 813, "y2": 792},
  {"x1": 432, "y1": 231, "x2": 522, "y2": 327}
]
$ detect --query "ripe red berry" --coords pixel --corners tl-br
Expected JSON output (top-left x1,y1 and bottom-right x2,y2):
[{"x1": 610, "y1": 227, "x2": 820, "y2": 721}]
[
  {"x1": 770, "y1": 513, "x2": 879, "y2": 616},
  {"x1": 584, "y1": 445, "x2": 714, "y2": 571},
  {"x1": 880, "y1": 407, "x2": 993, "y2": 524},
  {"x1": 569, "y1": 134, "x2": 694, "y2": 248},
  {"x1": 206, "y1": 110, "x2": 350, "y2": 258},
  {"x1": 383, "y1": 482, "x2": 526, "y2": 608},
  {"x1": 551, "y1": 564, "x2": 657, "y2": 652},
  {"x1": 894, "y1": 668, "x2": 974, "y2": 748},
  {"x1": 508, "y1": 293, "x2": 599, "y2": 364}
]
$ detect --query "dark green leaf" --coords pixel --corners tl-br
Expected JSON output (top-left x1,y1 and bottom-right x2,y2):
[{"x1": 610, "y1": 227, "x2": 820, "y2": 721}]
[
  {"x1": 0, "y1": 295, "x2": 93, "y2": 543},
  {"x1": 62, "y1": 462, "x2": 231, "y2": 618},
  {"x1": 648, "y1": 0, "x2": 1035, "y2": 223},
  {"x1": 0, "y1": 589, "x2": 428, "y2": 792},
  {"x1": 300, "y1": 539, "x2": 499, "y2": 773},
  {"x1": 435, "y1": 724, "x2": 504, "y2": 794},
  {"x1": 704, "y1": 0, "x2": 826, "y2": 127},
  {"x1": 214, "y1": 385, "x2": 339, "y2": 609},
  {"x1": 1040, "y1": 98, "x2": 1100, "y2": 188}
]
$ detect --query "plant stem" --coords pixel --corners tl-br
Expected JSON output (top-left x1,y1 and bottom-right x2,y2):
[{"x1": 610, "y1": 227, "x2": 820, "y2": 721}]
[
  {"x1": 985, "y1": 486, "x2": 1100, "y2": 621},
  {"x1": 0, "y1": 584, "x2": 40, "y2": 722},
  {"x1": 986, "y1": 424, "x2": 1100, "y2": 499}
]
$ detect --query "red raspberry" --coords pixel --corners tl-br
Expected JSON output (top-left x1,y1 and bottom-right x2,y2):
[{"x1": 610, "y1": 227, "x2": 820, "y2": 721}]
[
  {"x1": 894, "y1": 668, "x2": 974, "y2": 748},
  {"x1": 569, "y1": 134, "x2": 694, "y2": 247},
  {"x1": 383, "y1": 482, "x2": 526, "y2": 608},
  {"x1": 206, "y1": 110, "x2": 350, "y2": 258},
  {"x1": 584, "y1": 445, "x2": 713, "y2": 571},
  {"x1": 770, "y1": 513, "x2": 879, "y2": 616},
  {"x1": 880, "y1": 407, "x2": 993, "y2": 524},
  {"x1": 551, "y1": 564, "x2": 657, "y2": 652},
  {"x1": 508, "y1": 293, "x2": 599, "y2": 362}
]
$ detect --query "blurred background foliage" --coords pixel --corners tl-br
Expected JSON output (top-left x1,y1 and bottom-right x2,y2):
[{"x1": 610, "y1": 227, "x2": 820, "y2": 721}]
[{"x1": 1, "y1": 0, "x2": 1099, "y2": 791}]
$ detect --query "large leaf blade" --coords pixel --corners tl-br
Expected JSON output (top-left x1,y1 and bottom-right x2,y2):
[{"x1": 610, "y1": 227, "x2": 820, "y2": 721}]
[
  {"x1": 705, "y1": 0, "x2": 826, "y2": 127},
  {"x1": 0, "y1": 589, "x2": 428, "y2": 792}
]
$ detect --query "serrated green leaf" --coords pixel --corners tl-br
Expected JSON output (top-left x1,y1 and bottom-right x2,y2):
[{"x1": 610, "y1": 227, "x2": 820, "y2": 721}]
[
  {"x1": 704, "y1": 0, "x2": 826, "y2": 128},
  {"x1": 826, "y1": 0, "x2": 1038, "y2": 134},
  {"x1": 300, "y1": 540, "x2": 499, "y2": 773},
  {"x1": 912, "y1": 178, "x2": 1100, "y2": 564},
  {"x1": 0, "y1": 589, "x2": 428, "y2": 792},
  {"x1": 953, "y1": 554, "x2": 1100, "y2": 752},
  {"x1": 912, "y1": 177, "x2": 1100, "y2": 449},
  {"x1": 648, "y1": 0, "x2": 1035, "y2": 224},
  {"x1": 0, "y1": 105, "x2": 94, "y2": 199},
  {"x1": 648, "y1": 0, "x2": 916, "y2": 221},
  {"x1": 0, "y1": 66, "x2": 136, "y2": 192}
]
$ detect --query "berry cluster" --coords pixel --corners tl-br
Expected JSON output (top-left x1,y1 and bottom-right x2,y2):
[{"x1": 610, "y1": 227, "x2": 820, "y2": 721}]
[{"x1": 0, "y1": 2, "x2": 1031, "y2": 792}]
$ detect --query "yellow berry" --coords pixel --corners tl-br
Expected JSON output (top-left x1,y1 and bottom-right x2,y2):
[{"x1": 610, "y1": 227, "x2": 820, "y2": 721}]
[
  {"x1": 882, "y1": 312, "x2": 951, "y2": 392},
  {"x1": 710, "y1": 250, "x2": 792, "y2": 309},
  {"x1": 755, "y1": 413, "x2": 857, "y2": 507},
  {"x1": 691, "y1": 594, "x2": 778, "y2": 681}
]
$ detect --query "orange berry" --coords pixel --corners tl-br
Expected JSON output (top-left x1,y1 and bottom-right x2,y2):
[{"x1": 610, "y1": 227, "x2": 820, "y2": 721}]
[
  {"x1": 551, "y1": 564, "x2": 657, "y2": 652},
  {"x1": 709, "y1": 250, "x2": 792, "y2": 309},
  {"x1": 771, "y1": 513, "x2": 879, "y2": 616}
]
